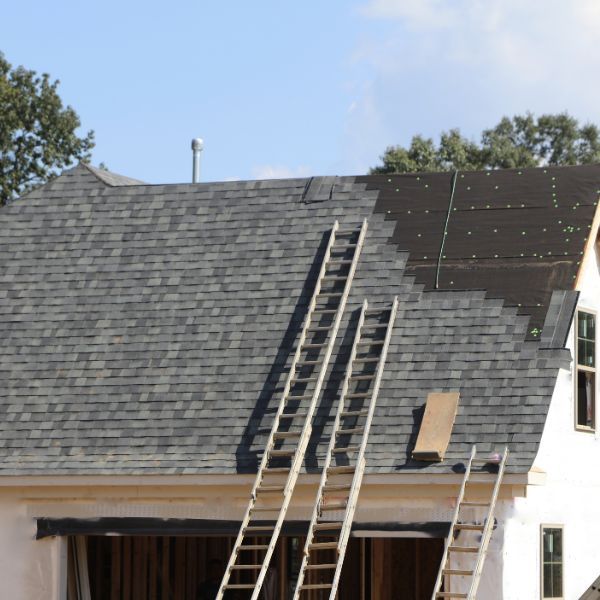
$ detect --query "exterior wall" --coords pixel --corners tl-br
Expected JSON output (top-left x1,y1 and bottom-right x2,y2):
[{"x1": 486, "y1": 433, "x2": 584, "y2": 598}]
[
  {"x1": 499, "y1": 240, "x2": 600, "y2": 600},
  {"x1": 0, "y1": 499, "x2": 65, "y2": 600},
  {"x1": 0, "y1": 475, "x2": 527, "y2": 600}
]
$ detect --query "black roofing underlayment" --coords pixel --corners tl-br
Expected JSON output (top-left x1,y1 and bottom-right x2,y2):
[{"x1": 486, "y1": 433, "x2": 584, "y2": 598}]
[
  {"x1": 0, "y1": 163, "x2": 598, "y2": 476},
  {"x1": 360, "y1": 164, "x2": 600, "y2": 339}
]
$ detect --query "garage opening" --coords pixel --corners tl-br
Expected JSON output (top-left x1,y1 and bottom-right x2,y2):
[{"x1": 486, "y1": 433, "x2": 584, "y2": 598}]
[{"x1": 67, "y1": 534, "x2": 444, "y2": 599}]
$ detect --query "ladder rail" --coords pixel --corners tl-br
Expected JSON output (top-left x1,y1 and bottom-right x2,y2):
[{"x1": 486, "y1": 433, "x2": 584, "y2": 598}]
[
  {"x1": 330, "y1": 296, "x2": 398, "y2": 599},
  {"x1": 467, "y1": 447, "x2": 509, "y2": 599},
  {"x1": 218, "y1": 219, "x2": 368, "y2": 600},
  {"x1": 292, "y1": 299, "x2": 369, "y2": 599},
  {"x1": 431, "y1": 445, "x2": 477, "y2": 600}
]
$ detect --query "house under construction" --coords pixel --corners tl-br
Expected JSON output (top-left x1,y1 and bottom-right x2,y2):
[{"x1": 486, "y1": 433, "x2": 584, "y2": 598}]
[{"x1": 1, "y1": 163, "x2": 600, "y2": 599}]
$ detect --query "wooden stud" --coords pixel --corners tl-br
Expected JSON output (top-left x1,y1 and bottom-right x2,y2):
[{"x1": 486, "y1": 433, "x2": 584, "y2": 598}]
[
  {"x1": 148, "y1": 537, "x2": 158, "y2": 600},
  {"x1": 161, "y1": 538, "x2": 170, "y2": 600},
  {"x1": 123, "y1": 537, "x2": 132, "y2": 600},
  {"x1": 111, "y1": 537, "x2": 121, "y2": 600}
]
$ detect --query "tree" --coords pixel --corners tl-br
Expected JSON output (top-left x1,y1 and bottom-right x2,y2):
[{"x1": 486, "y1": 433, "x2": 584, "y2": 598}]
[
  {"x1": 0, "y1": 52, "x2": 94, "y2": 205},
  {"x1": 370, "y1": 112, "x2": 600, "y2": 174}
]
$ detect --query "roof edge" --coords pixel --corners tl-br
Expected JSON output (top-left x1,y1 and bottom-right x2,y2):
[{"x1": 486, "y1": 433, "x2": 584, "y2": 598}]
[{"x1": 81, "y1": 162, "x2": 145, "y2": 186}]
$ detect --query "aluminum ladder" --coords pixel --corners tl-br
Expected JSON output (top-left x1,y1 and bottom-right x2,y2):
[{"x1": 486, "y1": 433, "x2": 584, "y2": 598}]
[
  {"x1": 432, "y1": 445, "x2": 509, "y2": 599},
  {"x1": 217, "y1": 219, "x2": 368, "y2": 600},
  {"x1": 293, "y1": 297, "x2": 398, "y2": 599}
]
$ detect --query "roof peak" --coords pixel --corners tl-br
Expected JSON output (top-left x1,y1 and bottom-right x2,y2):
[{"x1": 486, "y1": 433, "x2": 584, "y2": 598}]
[{"x1": 80, "y1": 162, "x2": 145, "y2": 187}]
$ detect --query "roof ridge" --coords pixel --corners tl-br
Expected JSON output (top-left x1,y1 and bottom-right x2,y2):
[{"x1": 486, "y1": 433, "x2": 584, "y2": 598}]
[{"x1": 81, "y1": 162, "x2": 145, "y2": 187}]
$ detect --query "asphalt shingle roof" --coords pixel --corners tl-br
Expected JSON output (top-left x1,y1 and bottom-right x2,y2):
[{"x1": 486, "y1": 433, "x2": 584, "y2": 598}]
[{"x1": 0, "y1": 163, "x2": 597, "y2": 475}]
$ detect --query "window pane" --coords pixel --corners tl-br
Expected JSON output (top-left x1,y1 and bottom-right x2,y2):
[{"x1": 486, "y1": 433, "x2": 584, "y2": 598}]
[
  {"x1": 577, "y1": 370, "x2": 595, "y2": 428},
  {"x1": 543, "y1": 528, "x2": 563, "y2": 599},
  {"x1": 578, "y1": 338, "x2": 596, "y2": 367},
  {"x1": 578, "y1": 312, "x2": 595, "y2": 340}
]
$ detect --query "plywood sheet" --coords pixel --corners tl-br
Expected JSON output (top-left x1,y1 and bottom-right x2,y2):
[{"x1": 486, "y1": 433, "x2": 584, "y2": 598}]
[{"x1": 412, "y1": 392, "x2": 459, "y2": 461}]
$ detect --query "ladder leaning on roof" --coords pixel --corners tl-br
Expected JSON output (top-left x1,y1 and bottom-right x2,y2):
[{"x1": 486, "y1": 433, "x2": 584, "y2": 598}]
[
  {"x1": 217, "y1": 219, "x2": 368, "y2": 600},
  {"x1": 432, "y1": 445, "x2": 509, "y2": 600},
  {"x1": 293, "y1": 296, "x2": 398, "y2": 599}
]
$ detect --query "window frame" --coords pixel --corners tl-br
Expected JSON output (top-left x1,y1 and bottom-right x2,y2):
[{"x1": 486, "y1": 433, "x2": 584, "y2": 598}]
[
  {"x1": 574, "y1": 308, "x2": 597, "y2": 432},
  {"x1": 540, "y1": 524, "x2": 564, "y2": 600}
]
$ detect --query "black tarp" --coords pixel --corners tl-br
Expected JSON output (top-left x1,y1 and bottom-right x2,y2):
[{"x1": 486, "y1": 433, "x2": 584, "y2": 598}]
[
  {"x1": 36, "y1": 517, "x2": 450, "y2": 539},
  {"x1": 360, "y1": 164, "x2": 600, "y2": 340}
]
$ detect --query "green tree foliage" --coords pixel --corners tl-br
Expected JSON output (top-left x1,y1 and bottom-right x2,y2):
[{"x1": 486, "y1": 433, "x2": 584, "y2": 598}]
[
  {"x1": 0, "y1": 52, "x2": 94, "y2": 205},
  {"x1": 371, "y1": 113, "x2": 600, "y2": 174}
]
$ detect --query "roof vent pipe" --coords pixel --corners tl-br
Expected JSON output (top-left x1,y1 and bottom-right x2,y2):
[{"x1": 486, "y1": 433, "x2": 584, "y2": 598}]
[{"x1": 191, "y1": 138, "x2": 204, "y2": 183}]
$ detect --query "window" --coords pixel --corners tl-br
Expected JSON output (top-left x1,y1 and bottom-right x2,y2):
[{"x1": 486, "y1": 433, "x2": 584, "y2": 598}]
[
  {"x1": 576, "y1": 310, "x2": 596, "y2": 430},
  {"x1": 542, "y1": 526, "x2": 563, "y2": 598}
]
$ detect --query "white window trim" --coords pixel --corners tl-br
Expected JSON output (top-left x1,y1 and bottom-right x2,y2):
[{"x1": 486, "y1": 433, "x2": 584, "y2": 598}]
[
  {"x1": 540, "y1": 524, "x2": 564, "y2": 600},
  {"x1": 574, "y1": 308, "x2": 597, "y2": 432}
]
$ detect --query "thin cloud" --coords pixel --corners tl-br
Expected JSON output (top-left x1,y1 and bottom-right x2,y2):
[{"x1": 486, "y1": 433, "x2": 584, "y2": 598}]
[
  {"x1": 251, "y1": 165, "x2": 312, "y2": 180},
  {"x1": 343, "y1": 0, "x2": 600, "y2": 172}
]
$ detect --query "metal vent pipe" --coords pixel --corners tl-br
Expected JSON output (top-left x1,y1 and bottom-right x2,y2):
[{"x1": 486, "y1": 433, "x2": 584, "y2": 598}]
[{"x1": 191, "y1": 138, "x2": 204, "y2": 183}]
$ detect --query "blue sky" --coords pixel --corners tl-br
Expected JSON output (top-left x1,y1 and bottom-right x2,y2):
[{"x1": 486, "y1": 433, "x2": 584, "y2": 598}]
[{"x1": 3, "y1": 1, "x2": 600, "y2": 183}]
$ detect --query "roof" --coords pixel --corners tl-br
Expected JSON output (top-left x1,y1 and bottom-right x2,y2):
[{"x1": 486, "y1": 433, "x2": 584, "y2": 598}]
[{"x1": 0, "y1": 163, "x2": 597, "y2": 476}]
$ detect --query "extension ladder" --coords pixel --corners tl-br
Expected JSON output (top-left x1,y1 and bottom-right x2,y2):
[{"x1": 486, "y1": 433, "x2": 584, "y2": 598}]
[
  {"x1": 432, "y1": 445, "x2": 509, "y2": 599},
  {"x1": 217, "y1": 219, "x2": 368, "y2": 600},
  {"x1": 293, "y1": 297, "x2": 398, "y2": 599}
]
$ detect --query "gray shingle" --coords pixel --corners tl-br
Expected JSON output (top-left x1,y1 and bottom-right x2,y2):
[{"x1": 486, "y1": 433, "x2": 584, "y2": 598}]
[{"x1": 0, "y1": 164, "x2": 595, "y2": 476}]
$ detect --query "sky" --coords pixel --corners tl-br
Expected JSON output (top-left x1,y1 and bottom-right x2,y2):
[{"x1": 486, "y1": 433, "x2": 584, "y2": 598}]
[{"x1": 2, "y1": 0, "x2": 600, "y2": 184}]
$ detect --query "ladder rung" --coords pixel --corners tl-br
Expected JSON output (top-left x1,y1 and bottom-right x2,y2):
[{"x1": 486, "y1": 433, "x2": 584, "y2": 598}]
[
  {"x1": 360, "y1": 323, "x2": 388, "y2": 331},
  {"x1": 313, "y1": 522, "x2": 343, "y2": 531},
  {"x1": 332, "y1": 445, "x2": 360, "y2": 454},
  {"x1": 356, "y1": 340, "x2": 384, "y2": 347},
  {"x1": 230, "y1": 564, "x2": 262, "y2": 570},
  {"x1": 333, "y1": 242, "x2": 357, "y2": 248},
  {"x1": 323, "y1": 483, "x2": 352, "y2": 491},
  {"x1": 336, "y1": 427, "x2": 364, "y2": 435},
  {"x1": 263, "y1": 467, "x2": 289, "y2": 474},
  {"x1": 244, "y1": 525, "x2": 275, "y2": 533},
  {"x1": 301, "y1": 584, "x2": 333, "y2": 590},
  {"x1": 471, "y1": 457, "x2": 500, "y2": 465},
  {"x1": 340, "y1": 410, "x2": 369, "y2": 418},
  {"x1": 364, "y1": 308, "x2": 387, "y2": 314},
  {"x1": 309, "y1": 542, "x2": 339, "y2": 551},
  {"x1": 273, "y1": 431, "x2": 301, "y2": 439},
  {"x1": 296, "y1": 359, "x2": 320, "y2": 366},
  {"x1": 348, "y1": 375, "x2": 374, "y2": 381},
  {"x1": 352, "y1": 357, "x2": 379, "y2": 363},
  {"x1": 279, "y1": 411, "x2": 307, "y2": 419},
  {"x1": 443, "y1": 568, "x2": 474, "y2": 576},
  {"x1": 225, "y1": 584, "x2": 257, "y2": 589},
  {"x1": 327, "y1": 259, "x2": 352, "y2": 267},
  {"x1": 249, "y1": 506, "x2": 280, "y2": 513},
  {"x1": 327, "y1": 466, "x2": 355, "y2": 475},
  {"x1": 287, "y1": 393, "x2": 313, "y2": 400},
  {"x1": 461, "y1": 501, "x2": 490, "y2": 507},
  {"x1": 436, "y1": 593, "x2": 468, "y2": 599},
  {"x1": 345, "y1": 392, "x2": 371, "y2": 399},
  {"x1": 321, "y1": 502, "x2": 347, "y2": 511},
  {"x1": 292, "y1": 376, "x2": 318, "y2": 383},
  {"x1": 259, "y1": 485, "x2": 285, "y2": 493},
  {"x1": 448, "y1": 545, "x2": 479, "y2": 553},
  {"x1": 238, "y1": 544, "x2": 269, "y2": 551},
  {"x1": 269, "y1": 448, "x2": 296, "y2": 457},
  {"x1": 279, "y1": 413, "x2": 306, "y2": 419},
  {"x1": 321, "y1": 275, "x2": 347, "y2": 282},
  {"x1": 305, "y1": 563, "x2": 337, "y2": 570},
  {"x1": 454, "y1": 523, "x2": 484, "y2": 531}
]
